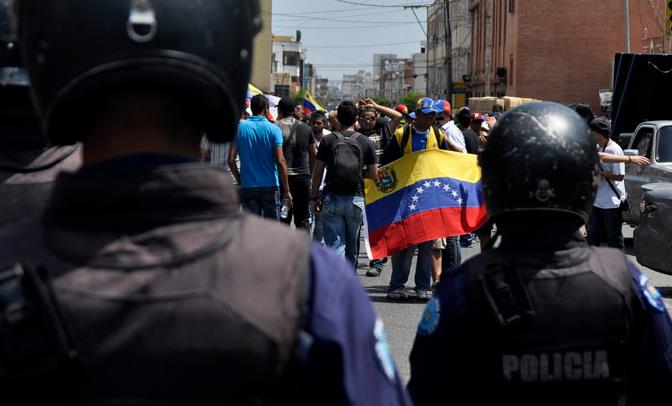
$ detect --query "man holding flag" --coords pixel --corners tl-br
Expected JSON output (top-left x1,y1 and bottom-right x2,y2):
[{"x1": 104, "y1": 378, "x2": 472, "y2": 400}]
[{"x1": 375, "y1": 98, "x2": 477, "y2": 302}]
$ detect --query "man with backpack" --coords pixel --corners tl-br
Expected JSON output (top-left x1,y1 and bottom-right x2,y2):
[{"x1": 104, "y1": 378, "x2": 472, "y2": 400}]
[
  {"x1": 311, "y1": 101, "x2": 378, "y2": 268},
  {"x1": 276, "y1": 98, "x2": 316, "y2": 231},
  {"x1": 382, "y1": 98, "x2": 463, "y2": 302}
]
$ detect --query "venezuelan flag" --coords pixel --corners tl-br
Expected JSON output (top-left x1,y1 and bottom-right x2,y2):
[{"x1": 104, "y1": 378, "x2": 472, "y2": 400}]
[
  {"x1": 303, "y1": 92, "x2": 325, "y2": 115},
  {"x1": 364, "y1": 149, "x2": 488, "y2": 258}
]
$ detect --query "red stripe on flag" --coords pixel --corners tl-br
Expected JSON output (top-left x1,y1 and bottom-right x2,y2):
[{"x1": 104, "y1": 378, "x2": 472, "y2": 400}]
[{"x1": 368, "y1": 206, "x2": 488, "y2": 259}]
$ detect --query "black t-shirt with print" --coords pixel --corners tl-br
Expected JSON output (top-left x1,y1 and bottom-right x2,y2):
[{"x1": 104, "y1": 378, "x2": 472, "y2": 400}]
[
  {"x1": 277, "y1": 118, "x2": 315, "y2": 176},
  {"x1": 316, "y1": 130, "x2": 377, "y2": 196}
]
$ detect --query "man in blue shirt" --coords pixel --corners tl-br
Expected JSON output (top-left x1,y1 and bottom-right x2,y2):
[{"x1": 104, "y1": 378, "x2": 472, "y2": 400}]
[{"x1": 229, "y1": 94, "x2": 291, "y2": 220}]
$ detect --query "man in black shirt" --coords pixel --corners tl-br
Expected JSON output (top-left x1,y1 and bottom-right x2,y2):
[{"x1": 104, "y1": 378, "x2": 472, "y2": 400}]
[
  {"x1": 311, "y1": 101, "x2": 378, "y2": 268},
  {"x1": 276, "y1": 98, "x2": 316, "y2": 231},
  {"x1": 455, "y1": 107, "x2": 479, "y2": 155}
]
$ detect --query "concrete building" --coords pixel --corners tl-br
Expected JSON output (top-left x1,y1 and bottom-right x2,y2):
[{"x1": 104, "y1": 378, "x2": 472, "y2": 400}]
[
  {"x1": 271, "y1": 33, "x2": 305, "y2": 98},
  {"x1": 342, "y1": 70, "x2": 375, "y2": 101},
  {"x1": 373, "y1": 53, "x2": 397, "y2": 81},
  {"x1": 379, "y1": 59, "x2": 414, "y2": 103},
  {"x1": 426, "y1": 0, "x2": 471, "y2": 106},
  {"x1": 469, "y1": 0, "x2": 663, "y2": 111},
  {"x1": 251, "y1": 0, "x2": 273, "y2": 93},
  {"x1": 412, "y1": 44, "x2": 427, "y2": 94}
]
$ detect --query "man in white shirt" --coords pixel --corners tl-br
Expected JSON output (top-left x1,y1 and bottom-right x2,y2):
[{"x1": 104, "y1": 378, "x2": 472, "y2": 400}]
[
  {"x1": 435, "y1": 100, "x2": 467, "y2": 153},
  {"x1": 586, "y1": 117, "x2": 626, "y2": 250}
]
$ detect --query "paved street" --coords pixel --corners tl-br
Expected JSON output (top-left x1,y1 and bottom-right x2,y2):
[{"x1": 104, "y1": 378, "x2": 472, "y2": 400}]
[{"x1": 356, "y1": 226, "x2": 672, "y2": 382}]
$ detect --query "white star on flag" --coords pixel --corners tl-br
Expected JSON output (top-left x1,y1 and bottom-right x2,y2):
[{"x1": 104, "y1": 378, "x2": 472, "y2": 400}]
[
  {"x1": 423, "y1": 181, "x2": 431, "y2": 188},
  {"x1": 457, "y1": 198, "x2": 463, "y2": 205},
  {"x1": 417, "y1": 187, "x2": 424, "y2": 194},
  {"x1": 443, "y1": 184, "x2": 451, "y2": 191},
  {"x1": 433, "y1": 180, "x2": 441, "y2": 187},
  {"x1": 411, "y1": 195, "x2": 420, "y2": 202},
  {"x1": 451, "y1": 190, "x2": 459, "y2": 198},
  {"x1": 409, "y1": 203, "x2": 417, "y2": 210}
]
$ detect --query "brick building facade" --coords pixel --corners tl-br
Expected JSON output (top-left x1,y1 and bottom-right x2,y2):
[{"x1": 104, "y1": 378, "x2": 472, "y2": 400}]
[{"x1": 470, "y1": 0, "x2": 664, "y2": 111}]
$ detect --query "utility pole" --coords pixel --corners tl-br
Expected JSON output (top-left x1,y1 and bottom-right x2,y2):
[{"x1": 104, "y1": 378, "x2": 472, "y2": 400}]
[
  {"x1": 625, "y1": 0, "x2": 631, "y2": 52},
  {"x1": 484, "y1": 0, "x2": 493, "y2": 96},
  {"x1": 444, "y1": 0, "x2": 453, "y2": 101}
]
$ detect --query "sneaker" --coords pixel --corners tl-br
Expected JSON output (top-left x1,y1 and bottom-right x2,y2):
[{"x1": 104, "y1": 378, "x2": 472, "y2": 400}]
[
  {"x1": 366, "y1": 268, "x2": 381, "y2": 277},
  {"x1": 416, "y1": 289, "x2": 433, "y2": 302},
  {"x1": 431, "y1": 281, "x2": 440, "y2": 291},
  {"x1": 387, "y1": 288, "x2": 416, "y2": 301}
]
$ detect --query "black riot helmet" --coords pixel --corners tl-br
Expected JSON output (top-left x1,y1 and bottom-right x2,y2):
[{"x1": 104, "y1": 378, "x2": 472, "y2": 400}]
[
  {"x1": 0, "y1": 0, "x2": 43, "y2": 148},
  {"x1": 479, "y1": 102, "x2": 599, "y2": 224},
  {"x1": 14, "y1": 0, "x2": 261, "y2": 145}
]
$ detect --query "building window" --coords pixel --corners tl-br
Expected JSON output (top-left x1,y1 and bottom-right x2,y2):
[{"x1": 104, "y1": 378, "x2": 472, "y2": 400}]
[
  {"x1": 509, "y1": 0, "x2": 515, "y2": 13},
  {"x1": 283, "y1": 51, "x2": 300, "y2": 67}
]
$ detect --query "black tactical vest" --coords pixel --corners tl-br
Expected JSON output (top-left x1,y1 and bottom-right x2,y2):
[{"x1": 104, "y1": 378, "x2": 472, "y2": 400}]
[
  {"x1": 461, "y1": 246, "x2": 635, "y2": 406},
  {"x1": 0, "y1": 165, "x2": 311, "y2": 406}
]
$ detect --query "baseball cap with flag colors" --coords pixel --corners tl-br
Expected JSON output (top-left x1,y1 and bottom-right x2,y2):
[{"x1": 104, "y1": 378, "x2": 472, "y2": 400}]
[
  {"x1": 433, "y1": 99, "x2": 451, "y2": 114},
  {"x1": 416, "y1": 98, "x2": 436, "y2": 114}
]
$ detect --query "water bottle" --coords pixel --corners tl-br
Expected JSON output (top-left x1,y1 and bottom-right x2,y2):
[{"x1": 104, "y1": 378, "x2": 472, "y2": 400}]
[{"x1": 280, "y1": 199, "x2": 290, "y2": 219}]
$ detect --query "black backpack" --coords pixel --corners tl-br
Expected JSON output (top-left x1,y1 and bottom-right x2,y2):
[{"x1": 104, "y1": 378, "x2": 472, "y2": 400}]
[{"x1": 330, "y1": 131, "x2": 363, "y2": 195}]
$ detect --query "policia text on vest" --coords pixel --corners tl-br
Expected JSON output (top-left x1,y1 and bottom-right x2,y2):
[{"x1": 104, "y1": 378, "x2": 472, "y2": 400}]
[{"x1": 502, "y1": 350, "x2": 611, "y2": 383}]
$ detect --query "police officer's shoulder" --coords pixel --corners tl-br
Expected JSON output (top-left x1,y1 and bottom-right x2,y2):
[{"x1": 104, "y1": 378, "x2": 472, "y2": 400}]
[
  {"x1": 416, "y1": 259, "x2": 473, "y2": 338},
  {"x1": 627, "y1": 258, "x2": 668, "y2": 314}
]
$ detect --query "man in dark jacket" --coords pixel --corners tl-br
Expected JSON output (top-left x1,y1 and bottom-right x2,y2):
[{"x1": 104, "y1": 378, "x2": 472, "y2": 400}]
[
  {"x1": 0, "y1": 2, "x2": 411, "y2": 405},
  {"x1": 408, "y1": 102, "x2": 672, "y2": 406}
]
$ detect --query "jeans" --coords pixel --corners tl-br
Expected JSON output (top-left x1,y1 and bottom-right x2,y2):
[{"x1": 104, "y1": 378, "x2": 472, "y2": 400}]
[
  {"x1": 281, "y1": 174, "x2": 310, "y2": 232},
  {"x1": 240, "y1": 187, "x2": 280, "y2": 221},
  {"x1": 389, "y1": 241, "x2": 433, "y2": 292},
  {"x1": 312, "y1": 190, "x2": 325, "y2": 244},
  {"x1": 587, "y1": 206, "x2": 624, "y2": 250},
  {"x1": 321, "y1": 193, "x2": 364, "y2": 268},
  {"x1": 441, "y1": 236, "x2": 462, "y2": 274}
]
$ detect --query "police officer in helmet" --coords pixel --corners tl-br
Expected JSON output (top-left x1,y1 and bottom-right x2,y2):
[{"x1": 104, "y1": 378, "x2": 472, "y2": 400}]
[
  {"x1": 0, "y1": 1, "x2": 411, "y2": 404},
  {"x1": 0, "y1": 1, "x2": 81, "y2": 226},
  {"x1": 408, "y1": 102, "x2": 672, "y2": 405}
]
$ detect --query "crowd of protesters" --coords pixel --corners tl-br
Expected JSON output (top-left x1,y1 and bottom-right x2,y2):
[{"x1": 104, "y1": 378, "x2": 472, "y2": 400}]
[{"x1": 200, "y1": 94, "x2": 652, "y2": 303}]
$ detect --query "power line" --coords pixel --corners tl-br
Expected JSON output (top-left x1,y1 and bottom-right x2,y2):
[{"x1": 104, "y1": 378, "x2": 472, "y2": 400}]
[
  {"x1": 274, "y1": 22, "x2": 419, "y2": 29},
  {"x1": 304, "y1": 39, "x2": 425, "y2": 48},
  {"x1": 273, "y1": 15, "x2": 421, "y2": 24},
  {"x1": 333, "y1": 0, "x2": 433, "y2": 8}
]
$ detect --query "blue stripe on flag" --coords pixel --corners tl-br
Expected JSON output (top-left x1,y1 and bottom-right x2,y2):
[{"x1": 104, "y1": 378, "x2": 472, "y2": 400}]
[{"x1": 365, "y1": 177, "x2": 484, "y2": 231}]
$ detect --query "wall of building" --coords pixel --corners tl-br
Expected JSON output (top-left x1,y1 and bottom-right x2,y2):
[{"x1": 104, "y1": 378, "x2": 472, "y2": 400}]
[
  {"x1": 470, "y1": 0, "x2": 663, "y2": 111},
  {"x1": 251, "y1": 0, "x2": 272, "y2": 92}
]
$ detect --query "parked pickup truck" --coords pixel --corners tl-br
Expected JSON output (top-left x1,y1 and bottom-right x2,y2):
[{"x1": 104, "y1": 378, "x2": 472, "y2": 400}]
[{"x1": 623, "y1": 121, "x2": 672, "y2": 226}]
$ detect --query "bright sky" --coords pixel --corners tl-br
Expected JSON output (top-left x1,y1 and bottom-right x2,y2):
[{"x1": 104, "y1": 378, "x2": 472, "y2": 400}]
[{"x1": 271, "y1": 0, "x2": 429, "y2": 83}]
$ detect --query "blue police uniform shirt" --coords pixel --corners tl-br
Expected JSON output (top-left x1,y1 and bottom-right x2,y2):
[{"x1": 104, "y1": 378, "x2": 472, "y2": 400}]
[
  {"x1": 408, "y1": 258, "x2": 672, "y2": 405},
  {"x1": 305, "y1": 244, "x2": 411, "y2": 405},
  {"x1": 235, "y1": 116, "x2": 283, "y2": 189}
]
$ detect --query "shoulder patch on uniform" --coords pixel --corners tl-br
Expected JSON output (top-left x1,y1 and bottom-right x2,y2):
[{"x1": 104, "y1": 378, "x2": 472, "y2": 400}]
[
  {"x1": 373, "y1": 318, "x2": 396, "y2": 382},
  {"x1": 417, "y1": 296, "x2": 441, "y2": 336},
  {"x1": 639, "y1": 274, "x2": 666, "y2": 313}
]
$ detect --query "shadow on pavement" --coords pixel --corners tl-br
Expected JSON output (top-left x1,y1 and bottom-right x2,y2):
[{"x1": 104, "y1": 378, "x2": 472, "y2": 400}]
[{"x1": 364, "y1": 285, "x2": 430, "y2": 305}]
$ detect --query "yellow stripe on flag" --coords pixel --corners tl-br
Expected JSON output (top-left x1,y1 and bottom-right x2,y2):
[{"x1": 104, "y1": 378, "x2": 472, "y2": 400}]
[
  {"x1": 305, "y1": 92, "x2": 326, "y2": 112},
  {"x1": 248, "y1": 83, "x2": 263, "y2": 96},
  {"x1": 364, "y1": 149, "x2": 481, "y2": 205}
]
